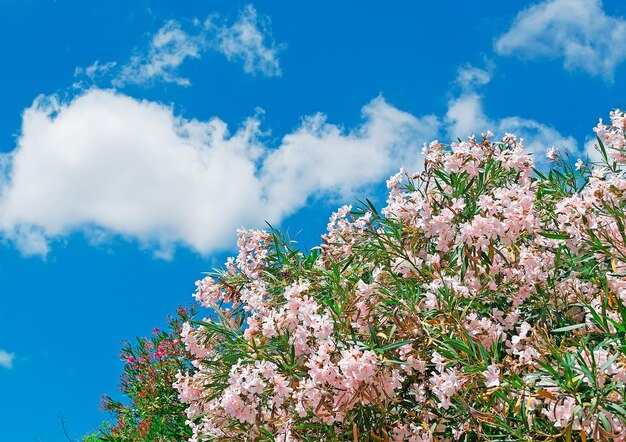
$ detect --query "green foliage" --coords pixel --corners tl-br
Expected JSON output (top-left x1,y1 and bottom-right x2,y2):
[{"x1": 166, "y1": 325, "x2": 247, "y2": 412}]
[{"x1": 85, "y1": 306, "x2": 196, "y2": 441}]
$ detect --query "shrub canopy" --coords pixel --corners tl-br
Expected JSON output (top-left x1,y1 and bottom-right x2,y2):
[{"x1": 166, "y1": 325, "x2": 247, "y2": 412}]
[{"x1": 98, "y1": 110, "x2": 626, "y2": 441}]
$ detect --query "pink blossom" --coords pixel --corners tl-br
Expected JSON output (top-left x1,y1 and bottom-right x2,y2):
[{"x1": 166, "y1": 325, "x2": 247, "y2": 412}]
[{"x1": 483, "y1": 364, "x2": 500, "y2": 388}]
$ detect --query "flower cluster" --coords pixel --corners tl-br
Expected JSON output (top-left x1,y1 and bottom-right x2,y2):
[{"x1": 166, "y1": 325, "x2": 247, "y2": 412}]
[{"x1": 172, "y1": 111, "x2": 626, "y2": 441}]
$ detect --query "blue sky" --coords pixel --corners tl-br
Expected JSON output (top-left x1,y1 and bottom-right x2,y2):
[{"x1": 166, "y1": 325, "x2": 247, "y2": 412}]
[{"x1": 0, "y1": 0, "x2": 625, "y2": 439}]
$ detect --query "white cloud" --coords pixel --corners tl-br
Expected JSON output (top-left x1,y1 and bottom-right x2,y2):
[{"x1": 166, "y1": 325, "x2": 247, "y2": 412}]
[
  {"x1": 445, "y1": 93, "x2": 489, "y2": 139},
  {"x1": 262, "y1": 97, "x2": 438, "y2": 215},
  {"x1": 0, "y1": 349, "x2": 15, "y2": 369},
  {"x1": 1, "y1": 61, "x2": 583, "y2": 257},
  {"x1": 210, "y1": 5, "x2": 283, "y2": 77},
  {"x1": 445, "y1": 64, "x2": 577, "y2": 157},
  {"x1": 495, "y1": 0, "x2": 626, "y2": 80},
  {"x1": 74, "y1": 60, "x2": 118, "y2": 82},
  {"x1": 114, "y1": 20, "x2": 203, "y2": 87},
  {"x1": 0, "y1": 89, "x2": 437, "y2": 257},
  {"x1": 455, "y1": 63, "x2": 493, "y2": 91},
  {"x1": 80, "y1": 5, "x2": 284, "y2": 87}
]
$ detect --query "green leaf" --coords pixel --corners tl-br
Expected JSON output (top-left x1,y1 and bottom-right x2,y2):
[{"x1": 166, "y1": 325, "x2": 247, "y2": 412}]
[
  {"x1": 551, "y1": 323, "x2": 585, "y2": 333},
  {"x1": 605, "y1": 402, "x2": 626, "y2": 418},
  {"x1": 378, "y1": 339, "x2": 413, "y2": 353},
  {"x1": 259, "y1": 428, "x2": 275, "y2": 441},
  {"x1": 540, "y1": 231, "x2": 572, "y2": 240},
  {"x1": 365, "y1": 198, "x2": 380, "y2": 217}
]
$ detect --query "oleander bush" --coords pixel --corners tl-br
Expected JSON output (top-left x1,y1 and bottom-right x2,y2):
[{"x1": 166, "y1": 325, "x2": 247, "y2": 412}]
[
  {"x1": 95, "y1": 110, "x2": 626, "y2": 441},
  {"x1": 92, "y1": 306, "x2": 196, "y2": 441}
]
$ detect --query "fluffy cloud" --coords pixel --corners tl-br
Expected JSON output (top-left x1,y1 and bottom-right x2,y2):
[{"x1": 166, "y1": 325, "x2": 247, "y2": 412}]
[
  {"x1": 0, "y1": 349, "x2": 15, "y2": 369},
  {"x1": 262, "y1": 98, "x2": 438, "y2": 215},
  {"x1": 114, "y1": 20, "x2": 203, "y2": 87},
  {"x1": 2, "y1": 61, "x2": 582, "y2": 257},
  {"x1": 0, "y1": 89, "x2": 437, "y2": 257},
  {"x1": 446, "y1": 64, "x2": 577, "y2": 158},
  {"x1": 455, "y1": 62, "x2": 493, "y2": 90},
  {"x1": 495, "y1": 0, "x2": 626, "y2": 80},
  {"x1": 78, "y1": 5, "x2": 284, "y2": 87},
  {"x1": 210, "y1": 5, "x2": 283, "y2": 77}
]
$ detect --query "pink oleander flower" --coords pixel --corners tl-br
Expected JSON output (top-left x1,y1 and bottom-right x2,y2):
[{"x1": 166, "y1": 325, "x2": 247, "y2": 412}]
[
  {"x1": 575, "y1": 158, "x2": 584, "y2": 170},
  {"x1": 483, "y1": 364, "x2": 500, "y2": 388},
  {"x1": 546, "y1": 146, "x2": 559, "y2": 162}
]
